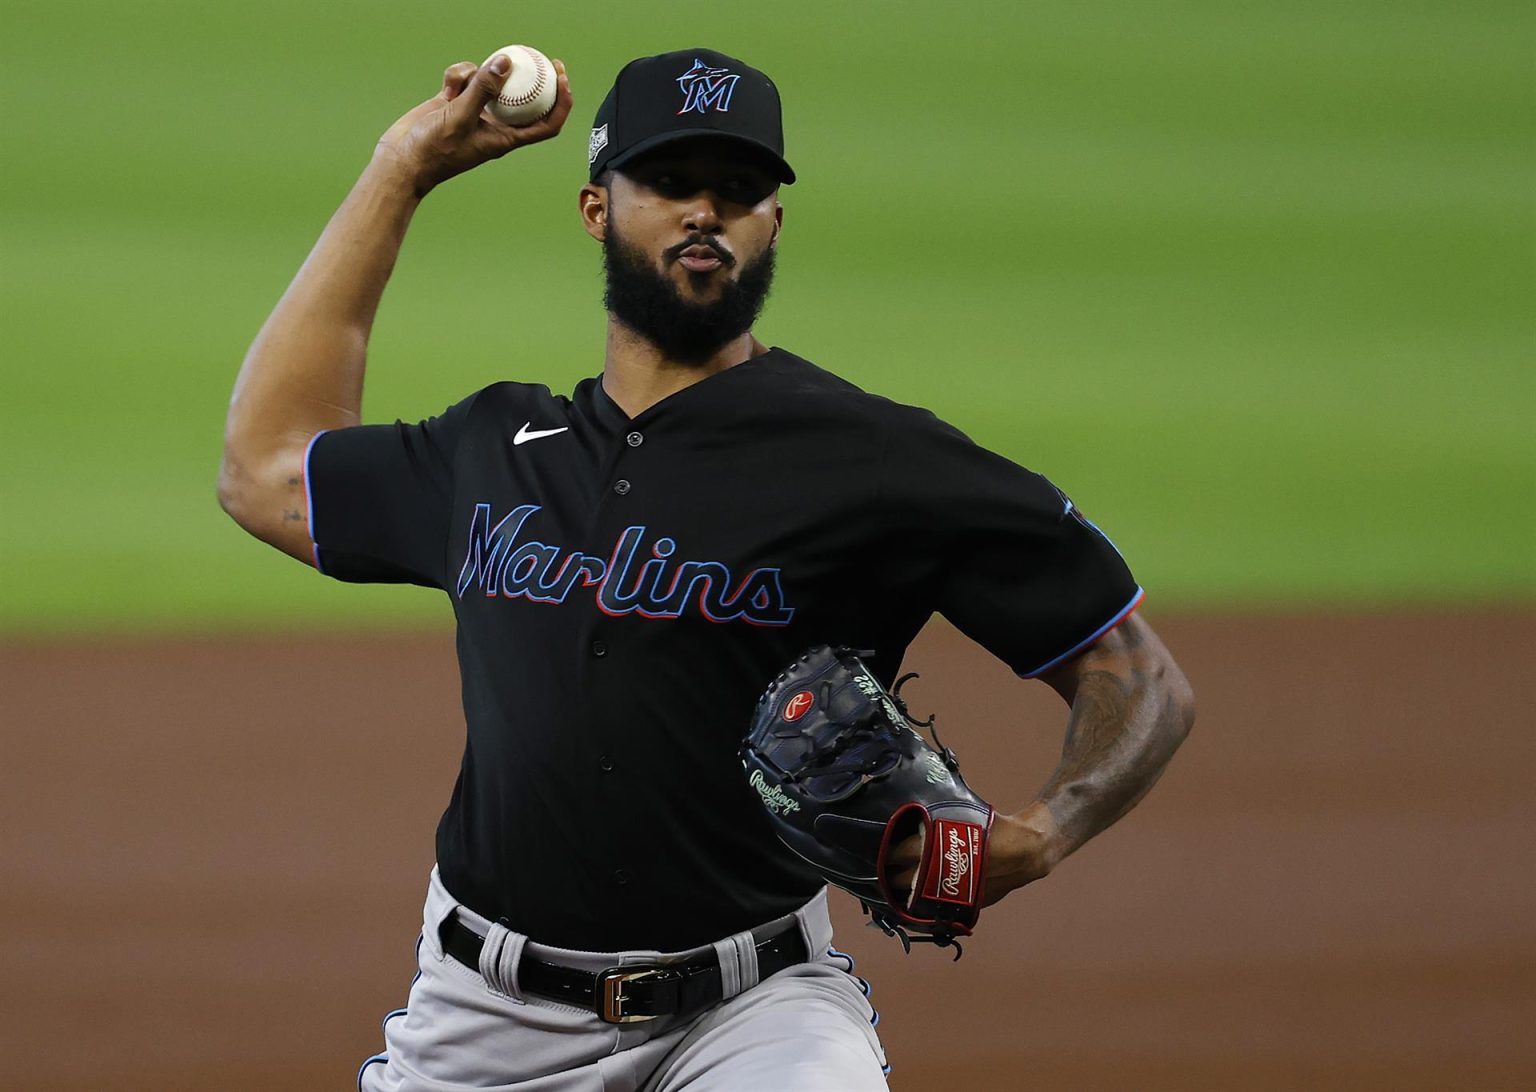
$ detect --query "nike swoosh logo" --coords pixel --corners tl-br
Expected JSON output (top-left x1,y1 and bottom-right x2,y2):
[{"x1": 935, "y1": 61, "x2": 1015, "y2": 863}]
[{"x1": 514, "y1": 423, "x2": 570, "y2": 446}]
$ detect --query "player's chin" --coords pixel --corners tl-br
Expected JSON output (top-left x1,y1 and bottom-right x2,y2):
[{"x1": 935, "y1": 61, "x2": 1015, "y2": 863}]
[{"x1": 675, "y1": 267, "x2": 730, "y2": 297}]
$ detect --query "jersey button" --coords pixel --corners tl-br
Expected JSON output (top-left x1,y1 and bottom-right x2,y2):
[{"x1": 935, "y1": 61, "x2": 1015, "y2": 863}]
[
  {"x1": 626, "y1": 431, "x2": 643, "y2": 448},
  {"x1": 591, "y1": 640, "x2": 608, "y2": 657},
  {"x1": 613, "y1": 869, "x2": 631, "y2": 886},
  {"x1": 613, "y1": 479, "x2": 631, "y2": 495}
]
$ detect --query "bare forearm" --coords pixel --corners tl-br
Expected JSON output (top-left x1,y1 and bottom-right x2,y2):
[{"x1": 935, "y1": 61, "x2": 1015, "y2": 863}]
[
  {"x1": 219, "y1": 157, "x2": 419, "y2": 548},
  {"x1": 1037, "y1": 647, "x2": 1193, "y2": 854},
  {"x1": 982, "y1": 616, "x2": 1195, "y2": 903},
  {"x1": 233, "y1": 156, "x2": 420, "y2": 435},
  {"x1": 218, "y1": 54, "x2": 574, "y2": 560}
]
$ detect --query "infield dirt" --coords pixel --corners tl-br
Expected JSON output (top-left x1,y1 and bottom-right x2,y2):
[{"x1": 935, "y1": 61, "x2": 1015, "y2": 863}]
[{"x1": 4, "y1": 610, "x2": 1532, "y2": 1090}]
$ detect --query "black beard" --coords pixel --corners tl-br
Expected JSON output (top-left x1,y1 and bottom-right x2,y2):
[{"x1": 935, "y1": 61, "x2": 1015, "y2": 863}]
[{"x1": 602, "y1": 222, "x2": 776, "y2": 365}]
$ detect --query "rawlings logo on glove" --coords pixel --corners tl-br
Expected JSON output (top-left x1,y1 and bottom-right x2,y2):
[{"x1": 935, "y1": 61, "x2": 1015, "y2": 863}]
[
  {"x1": 748, "y1": 769, "x2": 802, "y2": 816},
  {"x1": 741, "y1": 645, "x2": 995, "y2": 955}
]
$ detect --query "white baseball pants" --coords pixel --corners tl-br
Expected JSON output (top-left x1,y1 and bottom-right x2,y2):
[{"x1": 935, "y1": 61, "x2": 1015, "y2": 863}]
[{"x1": 357, "y1": 868, "x2": 889, "y2": 1091}]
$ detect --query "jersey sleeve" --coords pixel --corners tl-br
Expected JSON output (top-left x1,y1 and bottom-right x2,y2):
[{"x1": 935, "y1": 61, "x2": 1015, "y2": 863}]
[
  {"x1": 880, "y1": 409, "x2": 1143, "y2": 677},
  {"x1": 303, "y1": 392, "x2": 481, "y2": 588}
]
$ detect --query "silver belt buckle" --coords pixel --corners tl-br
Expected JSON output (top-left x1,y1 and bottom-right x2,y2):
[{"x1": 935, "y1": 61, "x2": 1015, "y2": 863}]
[{"x1": 596, "y1": 965, "x2": 675, "y2": 1023}]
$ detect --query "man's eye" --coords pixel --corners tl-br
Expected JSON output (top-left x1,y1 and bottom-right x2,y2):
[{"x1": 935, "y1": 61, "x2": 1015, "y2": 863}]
[{"x1": 654, "y1": 175, "x2": 697, "y2": 197}]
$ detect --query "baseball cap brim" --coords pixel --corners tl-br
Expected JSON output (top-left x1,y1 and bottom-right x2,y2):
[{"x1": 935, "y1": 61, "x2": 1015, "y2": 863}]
[{"x1": 606, "y1": 129, "x2": 796, "y2": 185}]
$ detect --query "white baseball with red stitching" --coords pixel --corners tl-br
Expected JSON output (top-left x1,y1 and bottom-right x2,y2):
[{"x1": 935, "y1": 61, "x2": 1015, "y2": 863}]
[{"x1": 484, "y1": 45, "x2": 556, "y2": 126}]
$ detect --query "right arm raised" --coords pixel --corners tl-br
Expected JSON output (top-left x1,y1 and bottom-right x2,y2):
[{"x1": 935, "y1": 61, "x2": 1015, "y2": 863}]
[{"x1": 218, "y1": 55, "x2": 572, "y2": 563}]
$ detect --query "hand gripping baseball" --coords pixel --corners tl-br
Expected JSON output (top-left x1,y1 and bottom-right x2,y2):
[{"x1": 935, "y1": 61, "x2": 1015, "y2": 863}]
[
  {"x1": 742, "y1": 646, "x2": 996, "y2": 957},
  {"x1": 373, "y1": 54, "x2": 573, "y2": 196}
]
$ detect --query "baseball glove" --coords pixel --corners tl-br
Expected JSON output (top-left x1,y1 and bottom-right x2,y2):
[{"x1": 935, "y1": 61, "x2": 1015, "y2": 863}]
[{"x1": 742, "y1": 645, "x2": 994, "y2": 955}]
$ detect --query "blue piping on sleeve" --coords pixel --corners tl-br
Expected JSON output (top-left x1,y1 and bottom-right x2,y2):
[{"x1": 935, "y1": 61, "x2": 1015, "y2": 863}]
[
  {"x1": 1064, "y1": 496, "x2": 1128, "y2": 555},
  {"x1": 1019, "y1": 586, "x2": 1145, "y2": 678}
]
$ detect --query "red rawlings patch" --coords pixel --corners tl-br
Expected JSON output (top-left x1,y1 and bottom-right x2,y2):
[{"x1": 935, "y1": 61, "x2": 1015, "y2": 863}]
[
  {"x1": 920, "y1": 819, "x2": 982, "y2": 905},
  {"x1": 782, "y1": 691, "x2": 814, "y2": 722}
]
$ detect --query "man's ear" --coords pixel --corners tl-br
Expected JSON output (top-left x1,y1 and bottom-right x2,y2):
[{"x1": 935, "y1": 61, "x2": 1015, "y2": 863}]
[
  {"x1": 770, "y1": 200, "x2": 784, "y2": 248},
  {"x1": 579, "y1": 183, "x2": 608, "y2": 242}
]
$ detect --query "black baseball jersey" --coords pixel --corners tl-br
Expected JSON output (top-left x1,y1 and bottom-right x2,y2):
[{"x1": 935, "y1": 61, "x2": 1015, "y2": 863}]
[{"x1": 304, "y1": 347, "x2": 1143, "y2": 951}]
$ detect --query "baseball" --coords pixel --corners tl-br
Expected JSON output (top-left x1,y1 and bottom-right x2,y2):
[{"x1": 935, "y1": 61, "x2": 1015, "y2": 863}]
[{"x1": 483, "y1": 44, "x2": 557, "y2": 126}]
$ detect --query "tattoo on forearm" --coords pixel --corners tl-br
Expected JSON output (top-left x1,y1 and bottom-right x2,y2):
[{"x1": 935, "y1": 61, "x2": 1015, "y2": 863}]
[
  {"x1": 283, "y1": 510, "x2": 304, "y2": 523},
  {"x1": 1039, "y1": 664, "x2": 1188, "y2": 849}
]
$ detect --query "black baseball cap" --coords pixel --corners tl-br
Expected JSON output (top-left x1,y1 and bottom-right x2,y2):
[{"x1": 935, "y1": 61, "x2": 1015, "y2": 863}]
[{"x1": 587, "y1": 48, "x2": 795, "y2": 185}]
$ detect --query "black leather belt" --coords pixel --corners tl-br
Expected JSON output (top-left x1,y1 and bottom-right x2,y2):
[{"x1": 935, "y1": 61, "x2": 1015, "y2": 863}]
[{"x1": 439, "y1": 914, "x2": 809, "y2": 1024}]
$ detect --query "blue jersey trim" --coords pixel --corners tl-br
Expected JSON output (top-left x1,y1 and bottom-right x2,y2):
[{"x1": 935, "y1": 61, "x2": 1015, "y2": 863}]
[
  {"x1": 1071, "y1": 501, "x2": 1127, "y2": 556},
  {"x1": 1018, "y1": 586, "x2": 1145, "y2": 678},
  {"x1": 303, "y1": 429, "x2": 330, "y2": 575}
]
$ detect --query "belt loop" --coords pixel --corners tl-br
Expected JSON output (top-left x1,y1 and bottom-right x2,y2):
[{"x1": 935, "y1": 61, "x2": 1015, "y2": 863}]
[
  {"x1": 712, "y1": 929, "x2": 760, "y2": 999},
  {"x1": 423, "y1": 867, "x2": 456, "y2": 961},
  {"x1": 478, "y1": 922, "x2": 528, "y2": 1004},
  {"x1": 793, "y1": 886, "x2": 834, "y2": 960},
  {"x1": 736, "y1": 930, "x2": 760, "y2": 991}
]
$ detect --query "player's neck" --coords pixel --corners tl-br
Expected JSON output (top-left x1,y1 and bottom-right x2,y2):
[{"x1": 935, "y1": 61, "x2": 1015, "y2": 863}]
[{"x1": 600, "y1": 322, "x2": 768, "y2": 419}]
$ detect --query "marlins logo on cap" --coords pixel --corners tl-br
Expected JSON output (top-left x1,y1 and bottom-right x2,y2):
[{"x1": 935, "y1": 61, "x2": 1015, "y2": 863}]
[
  {"x1": 586, "y1": 47, "x2": 796, "y2": 185},
  {"x1": 676, "y1": 59, "x2": 740, "y2": 115}
]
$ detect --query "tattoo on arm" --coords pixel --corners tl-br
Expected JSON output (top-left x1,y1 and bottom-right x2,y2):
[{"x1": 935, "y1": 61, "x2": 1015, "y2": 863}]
[
  {"x1": 1038, "y1": 655, "x2": 1190, "y2": 851},
  {"x1": 283, "y1": 509, "x2": 304, "y2": 523}
]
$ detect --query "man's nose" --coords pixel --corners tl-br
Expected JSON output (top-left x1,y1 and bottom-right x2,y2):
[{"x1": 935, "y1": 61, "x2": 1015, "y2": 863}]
[{"x1": 681, "y1": 192, "x2": 724, "y2": 234}]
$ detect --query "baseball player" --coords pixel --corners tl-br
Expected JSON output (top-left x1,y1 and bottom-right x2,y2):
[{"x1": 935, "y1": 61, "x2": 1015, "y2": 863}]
[{"x1": 219, "y1": 47, "x2": 1195, "y2": 1091}]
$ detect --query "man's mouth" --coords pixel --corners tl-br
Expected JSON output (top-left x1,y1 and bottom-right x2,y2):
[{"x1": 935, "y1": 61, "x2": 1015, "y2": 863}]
[{"x1": 675, "y1": 242, "x2": 731, "y2": 273}]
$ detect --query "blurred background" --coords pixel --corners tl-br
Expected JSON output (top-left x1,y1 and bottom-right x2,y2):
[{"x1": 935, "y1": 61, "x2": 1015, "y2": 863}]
[{"x1": 2, "y1": 1, "x2": 1531, "y2": 1089}]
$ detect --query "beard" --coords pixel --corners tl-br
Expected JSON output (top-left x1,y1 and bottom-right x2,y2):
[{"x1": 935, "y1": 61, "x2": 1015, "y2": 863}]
[{"x1": 602, "y1": 220, "x2": 777, "y2": 365}]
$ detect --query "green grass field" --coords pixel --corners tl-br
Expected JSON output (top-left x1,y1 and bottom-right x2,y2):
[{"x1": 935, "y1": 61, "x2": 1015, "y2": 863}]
[{"x1": 1, "y1": 1, "x2": 1531, "y2": 632}]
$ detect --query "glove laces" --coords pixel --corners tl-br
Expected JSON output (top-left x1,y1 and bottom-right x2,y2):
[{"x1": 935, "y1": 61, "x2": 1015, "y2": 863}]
[{"x1": 892, "y1": 671, "x2": 960, "y2": 773}]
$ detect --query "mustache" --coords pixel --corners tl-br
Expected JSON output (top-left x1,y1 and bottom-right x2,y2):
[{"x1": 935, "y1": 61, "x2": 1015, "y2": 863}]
[{"x1": 664, "y1": 235, "x2": 736, "y2": 268}]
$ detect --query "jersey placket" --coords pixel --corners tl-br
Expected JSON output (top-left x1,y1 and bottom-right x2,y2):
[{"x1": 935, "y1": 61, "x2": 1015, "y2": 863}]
[{"x1": 579, "y1": 418, "x2": 653, "y2": 903}]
